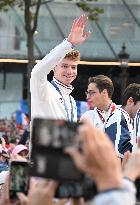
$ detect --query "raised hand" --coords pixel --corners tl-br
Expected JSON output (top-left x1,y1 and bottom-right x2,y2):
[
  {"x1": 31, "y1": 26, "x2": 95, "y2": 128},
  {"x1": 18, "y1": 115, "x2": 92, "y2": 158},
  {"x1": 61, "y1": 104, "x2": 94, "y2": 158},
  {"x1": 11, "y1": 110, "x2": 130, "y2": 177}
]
[
  {"x1": 17, "y1": 179, "x2": 68, "y2": 205},
  {"x1": 67, "y1": 15, "x2": 91, "y2": 46},
  {"x1": 65, "y1": 122, "x2": 122, "y2": 191}
]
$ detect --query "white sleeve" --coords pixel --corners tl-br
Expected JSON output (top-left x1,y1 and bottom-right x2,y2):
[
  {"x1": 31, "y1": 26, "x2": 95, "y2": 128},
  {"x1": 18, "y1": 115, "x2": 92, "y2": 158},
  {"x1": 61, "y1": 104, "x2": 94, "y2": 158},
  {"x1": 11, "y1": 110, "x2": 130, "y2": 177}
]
[
  {"x1": 87, "y1": 178, "x2": 136, "y2": 205},
  {"x1": 31, "y1": 39, "x2": 73, "y2": 79},
  {"x1": 30, "y1": 39, "x2": 73, "y2": 96}
]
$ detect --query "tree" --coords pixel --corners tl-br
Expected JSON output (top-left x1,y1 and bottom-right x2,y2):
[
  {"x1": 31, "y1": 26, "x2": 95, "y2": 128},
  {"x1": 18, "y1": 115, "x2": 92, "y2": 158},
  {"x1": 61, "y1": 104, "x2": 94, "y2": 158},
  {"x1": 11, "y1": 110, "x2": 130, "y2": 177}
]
[
  {"x1": 0, "y1": 0, "x2": 49, "y2": 117},
  {"x1": 68, "y1": 0, "x2": 104, "y2": 21},
  {"x1": 0, "y1": 0, "x2": 103, "y2": 118}
]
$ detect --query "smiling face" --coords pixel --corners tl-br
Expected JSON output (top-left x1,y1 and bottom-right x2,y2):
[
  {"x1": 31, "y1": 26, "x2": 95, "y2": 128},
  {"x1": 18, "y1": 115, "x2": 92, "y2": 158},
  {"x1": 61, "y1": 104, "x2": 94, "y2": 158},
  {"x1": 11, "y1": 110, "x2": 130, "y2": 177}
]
[{"x1": 53, "y1": 58, "x2": 78, "y2": 86}]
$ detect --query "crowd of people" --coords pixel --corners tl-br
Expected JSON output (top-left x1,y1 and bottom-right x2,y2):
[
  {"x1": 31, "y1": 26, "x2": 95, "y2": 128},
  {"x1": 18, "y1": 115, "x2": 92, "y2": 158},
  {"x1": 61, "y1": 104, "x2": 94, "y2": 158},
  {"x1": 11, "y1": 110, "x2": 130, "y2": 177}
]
[
  {"x1": 0, "y1": 116, "x2": 29, "y2": 175},
  {"x1": 0, "y1": 14, "x2": 139, "y2": 205}
]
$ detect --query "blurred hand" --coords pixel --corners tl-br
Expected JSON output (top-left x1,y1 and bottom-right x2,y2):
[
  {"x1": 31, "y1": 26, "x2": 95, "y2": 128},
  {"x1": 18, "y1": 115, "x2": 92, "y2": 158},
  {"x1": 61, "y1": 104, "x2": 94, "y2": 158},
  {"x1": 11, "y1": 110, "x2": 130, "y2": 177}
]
[
  {"x1": 66, "y1": 122, "x2": 122, "y2": 191},
  {"x1": 123, "y1": 137, "x2": 140, "y2": 181},
  {"x1": 67, "y1": 15, "x2": 91, "y2": 46},
  {"x1": 122, "y1": 150, "x2": 131, "y2": 171},
  {"x1": 0, "y1": 175, "x2": 9, "y2": 205},
  {"x1": 18, "y1": 179, "x2": 68, "y2": 205},
  {"x1": 71, "y1": 198, "x2": 84, "y2": 205},
  {"x1": 0, "y1": 174, "x2": 20, "y2": 205}
]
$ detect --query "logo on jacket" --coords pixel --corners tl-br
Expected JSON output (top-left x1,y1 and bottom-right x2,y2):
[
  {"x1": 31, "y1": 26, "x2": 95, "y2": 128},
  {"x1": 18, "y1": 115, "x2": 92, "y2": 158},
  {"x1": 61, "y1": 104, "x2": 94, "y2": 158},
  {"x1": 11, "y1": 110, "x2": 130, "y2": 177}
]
[{"x1": 59, "y1": 97, "x2": 64, "y2": 104}]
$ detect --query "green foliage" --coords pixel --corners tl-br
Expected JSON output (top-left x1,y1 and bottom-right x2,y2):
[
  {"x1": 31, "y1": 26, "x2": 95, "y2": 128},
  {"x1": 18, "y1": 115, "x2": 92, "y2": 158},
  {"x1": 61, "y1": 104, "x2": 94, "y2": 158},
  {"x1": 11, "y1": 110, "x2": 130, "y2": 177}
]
[
  {"x1": 0, "y1": 0, "x2": 103, "y2": 21},
  {"x1": 67, "y1": 0, "x2": 104, "y2": 21},
  {"x1": 0, "y1": 0, "x2": 42, "y2": 11},
  {"x1": 0, "y1": 0, "x2": 16, "y2": 11},
  {"x1": 77, "y1": 1, "x2": 104, "y2": 21}
]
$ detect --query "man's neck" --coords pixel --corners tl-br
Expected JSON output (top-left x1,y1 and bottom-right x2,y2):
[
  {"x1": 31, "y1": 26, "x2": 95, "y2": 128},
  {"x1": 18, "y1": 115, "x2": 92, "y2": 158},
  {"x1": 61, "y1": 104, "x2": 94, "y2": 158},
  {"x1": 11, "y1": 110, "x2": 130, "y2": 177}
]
[
  {"x1": 98, "y1": 100, "x2": 112, "y2": 111},
  {"x1": 123, "y1": 105, "x2": 133, "y2": 119}
]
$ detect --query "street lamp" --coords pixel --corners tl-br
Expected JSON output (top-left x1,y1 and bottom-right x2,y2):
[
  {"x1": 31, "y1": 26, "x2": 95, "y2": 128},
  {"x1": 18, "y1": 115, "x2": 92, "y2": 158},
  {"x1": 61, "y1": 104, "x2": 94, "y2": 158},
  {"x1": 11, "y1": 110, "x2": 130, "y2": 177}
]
[
  {"x1": 118, "y1": 43, "x2": 130, "y2": 68},
  {"x1": 118, "y1": 43, "x2": 130, "y2": 100}
]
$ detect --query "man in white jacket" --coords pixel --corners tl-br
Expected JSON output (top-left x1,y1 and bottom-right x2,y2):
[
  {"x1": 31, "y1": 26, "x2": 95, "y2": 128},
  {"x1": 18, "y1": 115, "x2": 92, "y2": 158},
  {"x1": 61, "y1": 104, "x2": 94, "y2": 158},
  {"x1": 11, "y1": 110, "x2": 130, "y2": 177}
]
[
  {"x1": 30, "y1": 15, "x2": 90, "y2": 122},
  {"x1": 81, "y1": 75, "x2": 133, "y2": 158},
  {"x1": 122, "y1": 83, "x2": 140, "y2": 151}
]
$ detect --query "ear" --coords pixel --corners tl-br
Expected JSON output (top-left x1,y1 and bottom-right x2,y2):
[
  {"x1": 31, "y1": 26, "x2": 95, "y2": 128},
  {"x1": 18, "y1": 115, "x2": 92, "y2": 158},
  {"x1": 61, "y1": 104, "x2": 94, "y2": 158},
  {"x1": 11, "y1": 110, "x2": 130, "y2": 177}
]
[
  {"x1": 53, "y1": 65, "x2": 57, "y2": 74},
  {"x1": 102, "y1": 89, "x2": 108, "y2": 95},
  {"x1": 127, "y1": 97, "x2": 134, "y2": 105}
]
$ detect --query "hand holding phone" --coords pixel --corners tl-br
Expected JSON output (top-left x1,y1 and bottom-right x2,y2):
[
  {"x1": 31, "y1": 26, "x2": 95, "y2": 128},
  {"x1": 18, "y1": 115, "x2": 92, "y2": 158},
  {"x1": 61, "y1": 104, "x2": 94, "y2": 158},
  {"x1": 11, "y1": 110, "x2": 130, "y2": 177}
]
[
  {"x1": 9, "y1": 160, "x2": 29, "y2": 199},
  {"x1": 30, "y1": 118, "x2": 97, "y2": 199}
]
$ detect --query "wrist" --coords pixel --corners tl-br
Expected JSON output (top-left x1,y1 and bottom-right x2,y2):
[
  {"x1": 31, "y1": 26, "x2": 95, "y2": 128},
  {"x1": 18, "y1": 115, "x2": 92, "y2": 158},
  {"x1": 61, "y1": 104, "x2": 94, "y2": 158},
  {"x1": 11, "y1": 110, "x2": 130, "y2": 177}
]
[
  {"x1": 66, "y1": 37, "x2": 74, "y2": 48},
  {"x1": 95, "y1": 176, "x2": 122, "y2": 192}
]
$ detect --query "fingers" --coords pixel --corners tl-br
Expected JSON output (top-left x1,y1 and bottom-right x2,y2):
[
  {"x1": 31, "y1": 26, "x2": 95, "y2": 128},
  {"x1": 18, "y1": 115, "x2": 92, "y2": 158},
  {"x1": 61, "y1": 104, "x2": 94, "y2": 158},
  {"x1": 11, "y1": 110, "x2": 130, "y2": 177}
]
[
  {"x1": 83, "y1": 31, "x2": 91, "y2": 40},
  {"x1": 1, "y1": 174, "x2": 10, "y2": 203},
  {"x1": 28, "y1": 179, "x2": 58, "y2": 204},
  {"x1": 68, "y1": 14, "x2": 91, "y2": 45},
  {"x1": 122, "y1": 151, "x2": 131, "y2": 170},
  {"x1": 65, "y1": 147, "x2": 86, "y2": 172},
  {"x1": 74, "y1": 14, "x2": 87, "y2": 28},
  {"x1": 17, "y1": 193, "x2": 28, "y2": 205},
  {"x1": 71, "y1": 14, "x2": 89, "y2": 34},
  {"x1": 45, "y1": 180, "x2": 58, "y2": 199},
  {"x1": 71, "y1": 198, "x2": 85, "y2": 205},
  {"x1": 57, "y1": 199, "x2": 69, "y2": 205},
  {"x1": 29, "y1": 177, "x2": 37, "y2": 194}
]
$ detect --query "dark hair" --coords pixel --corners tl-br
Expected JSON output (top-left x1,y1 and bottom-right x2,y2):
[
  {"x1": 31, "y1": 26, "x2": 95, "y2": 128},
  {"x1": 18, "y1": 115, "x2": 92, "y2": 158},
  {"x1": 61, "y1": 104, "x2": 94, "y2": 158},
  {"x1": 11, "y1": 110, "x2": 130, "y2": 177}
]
[
  {"x1": 122, "y1": 83, "x2": 140, "y2": 106},
  {"x1": 2, "y1": 134, "x2": 9, "y2": 144},
  {"x1": 88, "y1": 75, "x2": 114, "y2": 98},
  {"x1": 9, "y1": 137, "x2": 17, "y2": 144}
]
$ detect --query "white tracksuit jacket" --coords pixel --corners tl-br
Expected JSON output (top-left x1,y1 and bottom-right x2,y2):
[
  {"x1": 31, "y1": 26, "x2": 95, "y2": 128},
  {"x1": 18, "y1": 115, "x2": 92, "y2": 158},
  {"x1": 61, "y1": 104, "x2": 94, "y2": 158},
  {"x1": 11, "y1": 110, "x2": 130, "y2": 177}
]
[{"x1": 30, "y1": 39, "x2": 77, "y2": 122}]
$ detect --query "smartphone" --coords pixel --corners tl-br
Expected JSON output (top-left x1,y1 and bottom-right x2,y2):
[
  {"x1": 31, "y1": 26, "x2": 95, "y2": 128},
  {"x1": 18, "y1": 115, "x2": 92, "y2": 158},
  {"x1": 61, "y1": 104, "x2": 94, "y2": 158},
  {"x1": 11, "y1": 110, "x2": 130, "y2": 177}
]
[
  {"x1": 30, "y1": 148, "x2": 84, "y2": 182},
  {"x1": 9, "y1": 161, "x2": 29, "y2": 199},
  {"x1": 30, "y1": 118, "x2": 83, "y2": 182}
]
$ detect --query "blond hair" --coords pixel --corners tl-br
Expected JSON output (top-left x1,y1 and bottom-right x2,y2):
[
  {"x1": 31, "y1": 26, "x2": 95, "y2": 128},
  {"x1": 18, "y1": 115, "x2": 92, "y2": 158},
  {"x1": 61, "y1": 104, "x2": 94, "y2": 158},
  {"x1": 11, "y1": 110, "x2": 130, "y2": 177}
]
[{"x1": 65, "y1": 50, "x2": 80, "y2": 61}]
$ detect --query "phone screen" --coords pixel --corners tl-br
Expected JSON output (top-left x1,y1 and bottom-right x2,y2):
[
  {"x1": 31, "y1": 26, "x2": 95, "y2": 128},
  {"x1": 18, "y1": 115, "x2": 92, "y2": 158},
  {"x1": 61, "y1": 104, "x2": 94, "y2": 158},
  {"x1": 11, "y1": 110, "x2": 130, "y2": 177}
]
[{"x1": 10, "y1": 161, "x2": 29, "y2": 199}]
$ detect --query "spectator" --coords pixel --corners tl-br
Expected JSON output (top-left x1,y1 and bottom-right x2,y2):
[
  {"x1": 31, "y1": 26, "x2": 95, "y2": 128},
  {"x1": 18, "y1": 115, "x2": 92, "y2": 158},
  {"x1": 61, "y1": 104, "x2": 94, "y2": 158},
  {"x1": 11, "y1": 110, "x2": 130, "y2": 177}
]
[
  {"x1": 12, "y1": 144, "x2": 29, "y2": 159},
  {"x1": 0, "y1": 149, "x2": 9, "y2": 173},
  {"x1": 2, "y1": 135, "x2": 10, "y2": 150},
  {"x1": 8, "y1": 137, "x2": 19, "y2": 154}
]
